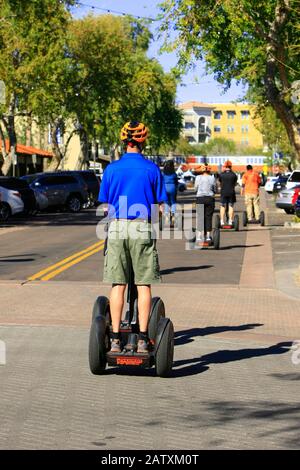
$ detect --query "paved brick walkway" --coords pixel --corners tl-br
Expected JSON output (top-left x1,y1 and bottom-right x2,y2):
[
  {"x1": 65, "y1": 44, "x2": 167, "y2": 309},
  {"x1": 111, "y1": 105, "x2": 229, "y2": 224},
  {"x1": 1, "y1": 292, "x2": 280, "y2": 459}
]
[{"x1": 0, "y1": 190, "x2": 300, "y2": 450}]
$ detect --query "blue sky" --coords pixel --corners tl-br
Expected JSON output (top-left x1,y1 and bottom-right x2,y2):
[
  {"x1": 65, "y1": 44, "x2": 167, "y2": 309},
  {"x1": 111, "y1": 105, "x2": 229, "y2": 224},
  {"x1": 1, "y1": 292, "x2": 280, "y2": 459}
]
[{"x1": 71, "y1": 0, "x2": 247, "y2": 104}]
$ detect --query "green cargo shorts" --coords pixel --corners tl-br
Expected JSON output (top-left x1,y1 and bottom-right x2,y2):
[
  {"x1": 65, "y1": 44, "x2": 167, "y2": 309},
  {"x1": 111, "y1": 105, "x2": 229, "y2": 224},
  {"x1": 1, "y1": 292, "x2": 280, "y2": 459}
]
[{"x1": 103, "y1": 219, "x2": 161, "y2": 285}]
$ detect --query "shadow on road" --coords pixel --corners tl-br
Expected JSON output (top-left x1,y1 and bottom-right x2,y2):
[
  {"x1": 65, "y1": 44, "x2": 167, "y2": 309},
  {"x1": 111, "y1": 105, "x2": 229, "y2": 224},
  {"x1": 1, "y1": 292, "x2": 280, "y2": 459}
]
[
  {"x1": 161, "y1": 265, "x2": 213, "y2": 275},
  {"x1": 175, "y1": 323, "x2": 263, "y2": 345},
  {"x1": 171, "y1": 341, "x2": 293, "y2": 378},
  {"x1": 188, "y1": 400, "x2": 300, "y2": 448},
  {"x1": 219, "y1": 244, "x2": 263, "y2": 250}
]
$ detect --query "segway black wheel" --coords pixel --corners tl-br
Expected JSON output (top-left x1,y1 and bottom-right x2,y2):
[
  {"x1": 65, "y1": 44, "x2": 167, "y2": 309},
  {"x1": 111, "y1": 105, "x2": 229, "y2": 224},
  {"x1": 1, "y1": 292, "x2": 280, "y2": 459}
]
[
  {"x1": 188, "y1": 228, "x2": 196, "y2": 249},
  {"x1": 233, "y1": 214, "x2": 239, "y2": 231},
  {"x1": 214, "y1": 214, "x2": 221, "y2": 229},
  {"x1": 148, "y1": 297, "x2": 165, "y2": 341},
  {"x1": 259, "y1": 211, "x2": 265, "y2": 226},
  {"x1": 243, "y1": 211, "x2": 248, "y2": 227},
  {"x1": 89, "y1": 296, "x2": 110, "y2": 375},
  {"x1": 155, "y1": 318, "x2": 174, "y2": 377},
  {"x1": 212, "y1": 228, "x2": 220, "y2": 250}
]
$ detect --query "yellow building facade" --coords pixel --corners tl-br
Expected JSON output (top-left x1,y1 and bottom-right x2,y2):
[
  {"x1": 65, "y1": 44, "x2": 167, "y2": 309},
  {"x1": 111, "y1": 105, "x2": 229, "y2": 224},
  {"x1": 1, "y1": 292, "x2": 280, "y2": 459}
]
[
  {"x1": 179, "y1": 101, "x2": 264, "y2": 148},
  {"x1": 211, "y1": 103, "x2": 263, "y2": 148}
]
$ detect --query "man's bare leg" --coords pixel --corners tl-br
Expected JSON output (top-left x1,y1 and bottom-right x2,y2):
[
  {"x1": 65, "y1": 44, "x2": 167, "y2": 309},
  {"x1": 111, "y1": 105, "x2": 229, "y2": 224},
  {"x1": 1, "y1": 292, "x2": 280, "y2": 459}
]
[
  {"x1": 137, "y1": 285, "x2": 151, "y2": 333},
  {"x1": 220, "y1": 205, "x2": 226, "y2": 224},
  {"x1": 110, "y1": 284, "x2": 126, "y2": 333}
]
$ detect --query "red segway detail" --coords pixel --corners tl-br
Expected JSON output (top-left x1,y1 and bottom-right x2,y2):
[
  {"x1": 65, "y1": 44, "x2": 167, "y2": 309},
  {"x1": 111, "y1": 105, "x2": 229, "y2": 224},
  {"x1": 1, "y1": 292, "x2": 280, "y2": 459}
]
[
  {"x1": 116, "y1": 357, "x2": 144, "y2": 366},
  {"x1": 223, "y1": 225, "x2": 233, "y2": 229}
]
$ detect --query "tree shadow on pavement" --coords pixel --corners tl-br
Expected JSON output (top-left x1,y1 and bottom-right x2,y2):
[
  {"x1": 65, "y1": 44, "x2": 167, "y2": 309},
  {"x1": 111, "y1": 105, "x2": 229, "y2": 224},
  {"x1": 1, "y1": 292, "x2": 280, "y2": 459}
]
[
  {"x1": 175, "y1": 324, "x2": 263, "y2": 345},
  {"x1": 171, "y1": 341, "x2": 293, "y2": 378},
  {"x1": 188, "y1": 400, "x2": 300, "y2": 448},
  {"x1": 160, "y1": 265, "x2": 213, "y2": 275}
]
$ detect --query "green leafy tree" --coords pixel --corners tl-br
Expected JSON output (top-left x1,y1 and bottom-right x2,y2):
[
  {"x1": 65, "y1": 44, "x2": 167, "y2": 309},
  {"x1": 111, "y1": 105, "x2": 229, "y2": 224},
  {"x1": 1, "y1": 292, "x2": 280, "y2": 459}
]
[
  {"x1": 69, "y1": 14, "x2": 182, "y2": 159},
  {"x1": 160, "y1": 0, "x2": 300, "y2": 161},
  {"x1": 0, "y1": 0, "x2": 75, "y2": 174}
]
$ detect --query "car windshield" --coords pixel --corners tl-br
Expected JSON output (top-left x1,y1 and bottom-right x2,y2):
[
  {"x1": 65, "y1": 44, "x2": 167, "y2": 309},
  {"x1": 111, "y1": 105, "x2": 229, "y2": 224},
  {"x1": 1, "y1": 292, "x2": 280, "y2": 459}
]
[
  {"x1": 0, "y1": 178, "x2": 29, "y2": 189},
  {"x1": 289, "y1": 171, "x2": 300, "y2": 182},
  {"x1": 21, "y1": 175, "x2": 40, "y2": 184}
]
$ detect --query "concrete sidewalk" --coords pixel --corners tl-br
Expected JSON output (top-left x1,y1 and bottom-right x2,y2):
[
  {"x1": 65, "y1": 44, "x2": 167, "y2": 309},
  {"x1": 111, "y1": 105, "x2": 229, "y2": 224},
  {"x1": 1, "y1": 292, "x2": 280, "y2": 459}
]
[{"x1": 0, "y1": 280, "x2": 300, "y2": 450}]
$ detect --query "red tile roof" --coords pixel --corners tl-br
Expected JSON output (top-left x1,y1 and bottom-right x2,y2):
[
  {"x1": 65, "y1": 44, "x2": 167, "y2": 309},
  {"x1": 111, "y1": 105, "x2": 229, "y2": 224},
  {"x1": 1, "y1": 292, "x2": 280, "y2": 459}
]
[{"x1": 1, "y1": 140, "x2": 53, "y2": 158}]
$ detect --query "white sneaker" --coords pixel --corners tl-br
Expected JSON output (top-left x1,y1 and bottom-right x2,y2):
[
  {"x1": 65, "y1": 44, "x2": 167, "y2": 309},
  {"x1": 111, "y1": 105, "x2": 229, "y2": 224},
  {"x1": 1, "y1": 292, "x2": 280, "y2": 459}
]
[{"x1": 228, "y1": 219, "x2": 233, "y2": 225}]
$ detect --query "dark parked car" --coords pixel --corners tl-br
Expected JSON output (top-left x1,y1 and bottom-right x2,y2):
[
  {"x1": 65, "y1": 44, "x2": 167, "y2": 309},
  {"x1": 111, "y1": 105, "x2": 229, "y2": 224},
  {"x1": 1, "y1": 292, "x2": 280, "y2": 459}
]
[
  {"x1": 21, "y1": 172, "x2": 89, "y2": 213},
  {"x1": 0, "y1": 176, "x2": 37, "y2": 215},
  {"x1": 273, "y1": 175, "x2": 289, "y2": 193},
  {"x1": 67, "y1": 171, "x2": 100, "y2": 206}
]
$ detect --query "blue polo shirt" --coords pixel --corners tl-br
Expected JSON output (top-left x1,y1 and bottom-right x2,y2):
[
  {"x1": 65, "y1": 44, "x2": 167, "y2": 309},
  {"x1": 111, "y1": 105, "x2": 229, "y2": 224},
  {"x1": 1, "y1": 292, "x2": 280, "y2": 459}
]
[{"x1": 99, "y1": 153, "x2": 167, "y2": 220}]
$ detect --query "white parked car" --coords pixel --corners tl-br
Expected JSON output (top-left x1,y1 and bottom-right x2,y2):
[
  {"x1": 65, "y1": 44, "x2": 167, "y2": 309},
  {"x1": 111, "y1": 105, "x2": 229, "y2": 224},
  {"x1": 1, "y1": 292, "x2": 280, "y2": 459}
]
[
  {"x1": 264, "y1": 176, "x2": 278, "y2": 193},
  {"x1": 0, "y1": 185, "x2": 24, "y2": 222},
  {"x1": 285, "y1": 170, "x2": 300, "y2": 190}
]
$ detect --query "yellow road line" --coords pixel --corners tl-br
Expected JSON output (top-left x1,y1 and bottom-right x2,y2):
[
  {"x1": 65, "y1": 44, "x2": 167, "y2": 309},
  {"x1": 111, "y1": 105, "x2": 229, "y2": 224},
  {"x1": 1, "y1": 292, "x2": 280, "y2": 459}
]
[
  {"x1": 41, "y1": 243, "x2": 105, "y2": 281},
  {"x1": 28, "y1": 240, "x2": 104, "y2": 281}
]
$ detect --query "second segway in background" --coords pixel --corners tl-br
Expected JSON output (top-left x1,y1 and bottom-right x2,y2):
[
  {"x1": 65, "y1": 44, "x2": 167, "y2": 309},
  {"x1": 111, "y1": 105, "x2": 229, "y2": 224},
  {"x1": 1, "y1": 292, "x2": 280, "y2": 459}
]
[
  {"x1": 243, "y1": 210, "x2": 265, "y2": 227},
  {"x1": 192, "y1": 163, "x2": 219, "y2": 249},
  {"x1": 241, "y1": 164, "x2": 264, "y2": 227},
  {"x1": 214, "y1": 204, "x2": 239, "y2": 231},
  {"x1": 188, "y1": 226, "x2": 220, "y2": 250}
]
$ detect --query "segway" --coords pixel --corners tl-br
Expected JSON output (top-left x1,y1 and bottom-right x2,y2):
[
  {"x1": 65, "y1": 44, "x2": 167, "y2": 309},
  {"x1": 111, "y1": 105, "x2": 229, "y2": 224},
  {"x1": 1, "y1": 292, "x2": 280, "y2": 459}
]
[
  {"x1": 214, "y1": 212, "x2": 239, "y2": 231},
  {"x1": 243, "y1": 210, "x2": 265, "y2": 227},
  {"x1": 88, "y1": 238, "x2": 174, "y2": 377},
  {"x1": 188, "y1": 227, "x2": 220, "y2": 250}
]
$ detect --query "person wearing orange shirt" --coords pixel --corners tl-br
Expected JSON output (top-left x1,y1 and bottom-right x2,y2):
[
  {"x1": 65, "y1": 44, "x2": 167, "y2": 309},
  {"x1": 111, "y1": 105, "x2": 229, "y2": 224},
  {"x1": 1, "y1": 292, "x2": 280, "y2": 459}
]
[{"x1": 241, "y1": 165, "x2": 262, "y2": 221}]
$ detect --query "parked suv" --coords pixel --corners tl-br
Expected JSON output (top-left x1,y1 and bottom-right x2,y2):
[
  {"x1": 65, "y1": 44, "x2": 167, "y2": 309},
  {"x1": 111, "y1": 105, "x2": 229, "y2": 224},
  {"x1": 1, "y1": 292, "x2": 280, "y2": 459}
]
[
  {"x1": 67, "y1": 171, "x2": 100, "y2": 206},
  {"x1": 0, "y1": 176, "x2": 37, "y2": 215},
  {"x1": 285, "y1": 170, "x2": 300, "y2": 189},
  {"x1": 0, "y1": 185, "x2": 24, "y2": 222},
  {"x1": 21, "y1": 172, "x2": 89, "y2": 213}
]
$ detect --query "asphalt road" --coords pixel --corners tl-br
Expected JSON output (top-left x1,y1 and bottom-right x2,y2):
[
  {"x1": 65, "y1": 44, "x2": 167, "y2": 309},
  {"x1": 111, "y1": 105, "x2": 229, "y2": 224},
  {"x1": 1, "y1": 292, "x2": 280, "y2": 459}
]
[{"x1": 0, "y1": 191, "x2": 247, "y2": 284}]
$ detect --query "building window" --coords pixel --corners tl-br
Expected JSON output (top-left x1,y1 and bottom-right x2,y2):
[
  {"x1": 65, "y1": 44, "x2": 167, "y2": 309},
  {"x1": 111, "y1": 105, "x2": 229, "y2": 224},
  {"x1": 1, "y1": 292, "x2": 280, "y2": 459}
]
[
  {"x1": 227, "y1": 126, "x2": 234, "y2": 133},
  {"x1": 198, "y1": 117, "x2": 205, "y2": 134},
  {"x1": 184, "y1": 122, "x2": 194, "y2": 129},
  {"x1": 213, "y1": 111, "x2": 222, "y2": 120},
  {"x1": 214, "y1": 126, "x2": 221, "y2": 133},
  {"x1": 227, "y1": 110, "x2": 236, "y2": 119},
  {"x1": 241, "y1": 139, "x2": 249, "y2": 146},
  {"x1": 241, "y1": 125, "x2": 249, "y2": 133},
  {"x1": 241, "y1": 110, "x2": 250, "y2": 119}
]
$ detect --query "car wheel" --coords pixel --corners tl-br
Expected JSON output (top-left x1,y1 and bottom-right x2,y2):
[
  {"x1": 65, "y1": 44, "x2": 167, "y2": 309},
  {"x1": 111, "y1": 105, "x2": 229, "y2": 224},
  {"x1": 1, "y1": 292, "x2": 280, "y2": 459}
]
[
  {"x1": 67, "y1": 195, "x2": 82, "y2": 213},
  {"x1": 0, "y1": 203, "x2": 11, "y2": 222}
]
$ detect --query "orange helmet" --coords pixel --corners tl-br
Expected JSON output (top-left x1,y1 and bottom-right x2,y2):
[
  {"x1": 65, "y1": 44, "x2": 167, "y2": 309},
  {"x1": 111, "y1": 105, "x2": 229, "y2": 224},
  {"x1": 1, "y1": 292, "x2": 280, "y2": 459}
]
[
  {"x1": 120, "y1": 121, "x2": 148, "y2": 144},
  {"x1": 224, "y1": 160, "x2": 232, "y2": 168},
  {"x1": 196, "y1": 164, "x2": 206, "y2": 173}
]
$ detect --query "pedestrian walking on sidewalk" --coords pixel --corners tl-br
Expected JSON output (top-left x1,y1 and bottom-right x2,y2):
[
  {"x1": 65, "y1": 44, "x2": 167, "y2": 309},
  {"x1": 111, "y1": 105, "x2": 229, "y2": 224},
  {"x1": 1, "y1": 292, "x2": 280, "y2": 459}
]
[{"x1": 241, "y1": 165, "x2": 262, "y2": 221}]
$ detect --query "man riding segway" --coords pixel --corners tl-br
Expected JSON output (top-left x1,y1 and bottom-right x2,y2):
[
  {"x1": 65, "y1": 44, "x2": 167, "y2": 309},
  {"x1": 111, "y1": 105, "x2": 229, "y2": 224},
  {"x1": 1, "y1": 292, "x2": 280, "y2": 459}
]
[
  {"x1": 218, "y1": 160, "x2": 238, "y2": 227},
  {"x1": 98, "y1": 121, "x2": 167, "y2": 354}
]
